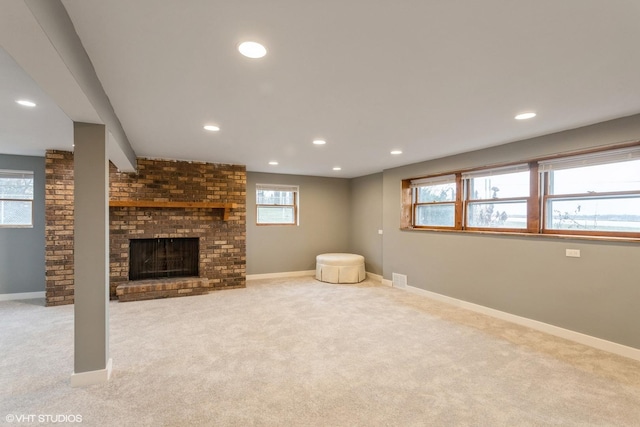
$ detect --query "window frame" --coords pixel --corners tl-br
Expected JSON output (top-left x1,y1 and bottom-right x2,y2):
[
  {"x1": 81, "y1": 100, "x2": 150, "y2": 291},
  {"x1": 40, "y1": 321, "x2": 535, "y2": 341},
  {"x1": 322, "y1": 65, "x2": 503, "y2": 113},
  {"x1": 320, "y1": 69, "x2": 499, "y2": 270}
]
[
  {"x1": 410, "y1": 174, "x2": 460, "y2": 230},
  {"x1": 401, "y1": 143, "x2": 640, "y2": 240},
  {"x1": 462, "y1": 164, "x2": 533, "y2": 233},
  {"x1": 0, "y1": 169, "x2": 34, "y2": 228},
  {"x1": 255, "y1": 184, "x2": 299, "y2": 226},
  {"x1": 539, "y1": 148, "x2": 640, "y2": 238}
]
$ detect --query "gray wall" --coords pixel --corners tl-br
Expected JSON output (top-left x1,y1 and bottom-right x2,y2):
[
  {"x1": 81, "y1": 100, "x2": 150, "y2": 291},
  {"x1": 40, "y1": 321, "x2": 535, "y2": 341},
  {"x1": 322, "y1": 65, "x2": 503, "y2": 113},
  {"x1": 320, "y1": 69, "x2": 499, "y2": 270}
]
[
  {"x1": 246, "y1": 172, "x2": 351, "y2": 275},
  {"x1": 382, "y1": 114, "x2": 640, "y2": 349},
  {"x1": 349, "y1": 173, "x2": 383, "y2": 275},
  {"x1": 0, "y1": 154, "x2": 45, "y2": 294}
]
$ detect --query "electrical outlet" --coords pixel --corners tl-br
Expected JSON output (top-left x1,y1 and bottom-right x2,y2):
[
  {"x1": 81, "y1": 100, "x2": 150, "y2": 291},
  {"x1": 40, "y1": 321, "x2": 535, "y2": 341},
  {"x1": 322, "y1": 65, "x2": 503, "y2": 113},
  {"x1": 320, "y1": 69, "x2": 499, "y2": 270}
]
[
  {"x1": 378, "y1": 229, "x2": 383, "y2": 235},
  {"x1": 566, "y1": 249, "x2": 581, "y2": 258}
]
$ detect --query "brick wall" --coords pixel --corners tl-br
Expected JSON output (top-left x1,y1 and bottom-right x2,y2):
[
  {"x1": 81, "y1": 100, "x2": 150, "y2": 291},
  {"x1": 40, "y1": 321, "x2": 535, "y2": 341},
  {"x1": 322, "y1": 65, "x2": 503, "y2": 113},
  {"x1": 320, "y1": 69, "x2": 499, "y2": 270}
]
[
  {"x1": 44, "y1": 150, "x2": 246, "y2": 306},
  {"x1": 109, "y1": 158, "x2": 246, "y2": 297},
  {"x1": 45, "y1": 151, "x2": 75, "y2": 306}
]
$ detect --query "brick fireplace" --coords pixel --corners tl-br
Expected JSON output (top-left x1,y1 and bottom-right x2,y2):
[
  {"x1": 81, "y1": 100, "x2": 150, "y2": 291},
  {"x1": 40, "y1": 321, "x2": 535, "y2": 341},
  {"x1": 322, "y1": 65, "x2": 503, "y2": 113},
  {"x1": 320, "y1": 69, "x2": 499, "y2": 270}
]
[
  {"x1": 128, "y1": 237, "x2": 200, "y2": 281},
  {"x1": 45, "y1": 151, "x2": 246, "y2": 306}
]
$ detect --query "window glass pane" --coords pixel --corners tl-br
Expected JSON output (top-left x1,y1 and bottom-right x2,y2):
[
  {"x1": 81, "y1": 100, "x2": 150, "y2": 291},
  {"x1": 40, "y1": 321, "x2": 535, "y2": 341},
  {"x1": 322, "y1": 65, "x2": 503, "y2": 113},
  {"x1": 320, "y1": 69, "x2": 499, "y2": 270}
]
[
  {"x1": 546, "y1": 197, "x2": 640, "y2": 232},
  {"x1": 257, "y1": 206, "x2": 295, "y2": 224},
  {"x1": 416, "y1": 183, "x2": 456, "y2": 203},
  {"x1": 415, "y1": 204, "x2": 455, "y2": 227},
  {"x1": 257, "y1": 190, "x2": 294, "y2": 205},
  {"x1": 467, "y1": 201, "x2": 527, "y2": 229},
  {"x1": 0, "y1": 200, "x2": 32, "y2": 225},
  {"x1": 549, "y1": 160, "x2": 640, "y2": 195},
  {"x1": 469, "y1": 171, "x2": 529, "y2": 200},
  {"x1": 0, "y1": 176, "x2": 34, "y2": 200}
]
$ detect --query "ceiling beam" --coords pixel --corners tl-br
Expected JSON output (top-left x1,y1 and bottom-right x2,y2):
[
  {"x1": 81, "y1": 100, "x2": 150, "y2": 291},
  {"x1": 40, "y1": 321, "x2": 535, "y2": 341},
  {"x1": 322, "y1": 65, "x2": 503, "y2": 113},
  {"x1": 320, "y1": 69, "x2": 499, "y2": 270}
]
[{"x1": 1, "y1": 0, "x2": 136, "y2": 172}]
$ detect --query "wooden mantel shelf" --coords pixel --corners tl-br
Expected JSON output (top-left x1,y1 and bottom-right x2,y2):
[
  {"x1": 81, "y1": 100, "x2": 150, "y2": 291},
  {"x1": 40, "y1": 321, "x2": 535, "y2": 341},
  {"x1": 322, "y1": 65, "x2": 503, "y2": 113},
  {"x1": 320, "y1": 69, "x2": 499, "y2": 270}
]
[{"x1": 109, "y1": 200, "x2": 238, "y2": 220}]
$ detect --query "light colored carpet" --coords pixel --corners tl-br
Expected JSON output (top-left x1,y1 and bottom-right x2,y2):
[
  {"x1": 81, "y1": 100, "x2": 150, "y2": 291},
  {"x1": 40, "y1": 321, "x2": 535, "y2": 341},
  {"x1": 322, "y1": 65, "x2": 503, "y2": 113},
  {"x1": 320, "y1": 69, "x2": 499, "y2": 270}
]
[{"x1": 1, "y1": 276, "x2": 639, "y2": 426}]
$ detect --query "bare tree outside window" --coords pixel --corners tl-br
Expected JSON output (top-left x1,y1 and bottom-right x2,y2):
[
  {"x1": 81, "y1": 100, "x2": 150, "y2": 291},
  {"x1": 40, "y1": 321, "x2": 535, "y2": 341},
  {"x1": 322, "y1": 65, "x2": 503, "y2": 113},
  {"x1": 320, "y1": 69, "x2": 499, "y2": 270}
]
[
  {"x1": 0, "y1": 171, "x2": 34, "y2": 227},
  {"x1": 256, "y1": 184, "x2": 298, "y2": 225}
]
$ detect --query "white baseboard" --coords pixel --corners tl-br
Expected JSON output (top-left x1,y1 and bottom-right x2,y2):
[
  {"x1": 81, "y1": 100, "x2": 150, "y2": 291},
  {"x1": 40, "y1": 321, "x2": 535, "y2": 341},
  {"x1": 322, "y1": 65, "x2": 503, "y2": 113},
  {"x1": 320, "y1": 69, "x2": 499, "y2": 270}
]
[
  {"x1": 366, "y1": 272, "x2": 384, "y2": 283},
  {"x1": 0, "y1": 291, "x2": 45, "y2": 301},
  {"x1": 246, "y1": 270, "x2": 316, "y2": 281},
  {"x1": 248, "y1": 270, "x2": 386, "y2": 284},
  {"x1": 70, "y1": 358, "x2": 113, "y2": 387},
  {"x1": 400, "y1": 284, "x2": 640, "y2": 363}
]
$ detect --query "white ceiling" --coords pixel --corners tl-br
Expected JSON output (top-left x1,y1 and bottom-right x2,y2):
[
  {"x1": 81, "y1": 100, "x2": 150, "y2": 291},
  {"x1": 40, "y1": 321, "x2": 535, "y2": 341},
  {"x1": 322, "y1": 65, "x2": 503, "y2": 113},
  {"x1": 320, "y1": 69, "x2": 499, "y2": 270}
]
[
  {"x1": 0, "y1": 47, "x2": 73, "y2": 156},
  {"x1": 2, "y1": 0, "x2": 640, "y2": 177}
]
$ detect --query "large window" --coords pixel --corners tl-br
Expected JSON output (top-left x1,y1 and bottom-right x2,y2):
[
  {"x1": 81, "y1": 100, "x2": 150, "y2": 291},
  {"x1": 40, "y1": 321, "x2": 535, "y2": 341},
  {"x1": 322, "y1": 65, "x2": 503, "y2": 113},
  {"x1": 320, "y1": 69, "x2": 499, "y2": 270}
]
[
  {"x1": 0, "y1": 169, "x2": 34, "y2": 227},
  {"x1": 540, "y1": 147, "x2": 640, "y2": 235},
  {"x1": 256, "y1": 184, "x2": 299, "y2": 225},
  {"x1": 403, "y1": 144, "x2": 640, "y2": 239}
]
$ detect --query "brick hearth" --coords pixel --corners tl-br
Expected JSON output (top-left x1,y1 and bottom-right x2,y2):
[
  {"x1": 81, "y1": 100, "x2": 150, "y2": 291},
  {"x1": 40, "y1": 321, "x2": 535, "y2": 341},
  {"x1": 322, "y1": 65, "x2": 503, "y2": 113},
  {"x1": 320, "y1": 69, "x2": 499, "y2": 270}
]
[
  {"x1": 115, "y1": 277, "x2": 210, "y2": 302},
  {"x1": 45, "y1": 151, "x2": 246, "y2": 306}
]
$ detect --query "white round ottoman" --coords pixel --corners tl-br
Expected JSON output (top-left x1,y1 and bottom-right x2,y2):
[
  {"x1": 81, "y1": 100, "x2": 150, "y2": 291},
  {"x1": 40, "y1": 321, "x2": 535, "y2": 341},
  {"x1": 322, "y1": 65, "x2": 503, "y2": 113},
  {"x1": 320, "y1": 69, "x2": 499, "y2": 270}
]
[{"x1": 315, "y1": 253, "x2": 366, "y2": 284}]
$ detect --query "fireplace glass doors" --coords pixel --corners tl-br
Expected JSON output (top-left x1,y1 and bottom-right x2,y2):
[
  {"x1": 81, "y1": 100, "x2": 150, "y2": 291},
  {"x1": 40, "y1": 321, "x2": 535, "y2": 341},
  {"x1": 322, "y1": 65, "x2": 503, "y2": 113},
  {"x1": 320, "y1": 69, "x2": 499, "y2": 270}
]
[{"x1": 129, "y1": 238, "x2": 199, "y2": 281}]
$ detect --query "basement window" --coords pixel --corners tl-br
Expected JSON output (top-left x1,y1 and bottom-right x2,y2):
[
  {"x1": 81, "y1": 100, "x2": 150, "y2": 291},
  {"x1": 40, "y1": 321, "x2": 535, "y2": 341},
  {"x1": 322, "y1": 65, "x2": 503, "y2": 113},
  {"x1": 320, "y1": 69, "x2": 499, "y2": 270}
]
[
  {"x1": 256, "y1": 184, "x2": 299, "y2": 225},
  {"x1": 463, "y1": 164, "x2": 530, "y2": 231},
  {"x1": 402, "y1": 143, "x2": 640, "y2": 239},
  {"x1": 410, "y1": 174, "x2": 458, "y2": 228},
  {"x1": 539, "y1": 147, "x2": 640, "y2": 236},
  {"x1": 0, "y1": 169, "x2": 34, "y2": 228}
]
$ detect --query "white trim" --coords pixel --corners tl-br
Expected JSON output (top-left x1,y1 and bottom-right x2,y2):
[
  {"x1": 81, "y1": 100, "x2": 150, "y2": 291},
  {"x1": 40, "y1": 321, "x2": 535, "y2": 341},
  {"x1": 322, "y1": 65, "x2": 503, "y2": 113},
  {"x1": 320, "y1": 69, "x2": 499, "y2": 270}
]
[
  {"x1": 461, "y1": 163, "x2": 529, "y2": 179},
  {"x1": 246, "y1": 270, "x2": 316, "y2": 281},
  {"x1": 366, "y1": 272, "x2": 383, "y2": 283},
  {"x1": 247, "y1": 270, "x2": 384, "y2": 283},
  {"x1": 70, "y1": 358, "x2": 113, "y2": 387},
  {"x1": 256, "y1": 183, "x2": 299, "y2": 192},
  {"x1": 539, "y1": 145, "x2": 640, "y2": 172},
  {"x1": 410, "y1": 174, "x2": 456, "y2": 187},
  {"x1": 0, "y1": 169, "x2": 34, "y2": 178},
  {"x1": 381, "y1": 278, "x2": 393, "y2": 287},
  {"x1": 246, "y1": 270, "x2": 382, "y2": 286},
  {"x1": 0, "y1": 291, "x2": 45, "y2": 301},
  {"x1": 399, "y1": 284, "x2": 640, "y2": 362}
]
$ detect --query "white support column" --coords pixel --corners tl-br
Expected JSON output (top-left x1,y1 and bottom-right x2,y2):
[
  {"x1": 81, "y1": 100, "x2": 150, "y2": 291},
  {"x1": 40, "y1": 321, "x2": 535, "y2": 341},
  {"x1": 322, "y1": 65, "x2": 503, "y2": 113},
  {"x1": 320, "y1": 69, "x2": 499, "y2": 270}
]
[{"x1": 70, "y1": 122, "x2": 112, "y2": 387}]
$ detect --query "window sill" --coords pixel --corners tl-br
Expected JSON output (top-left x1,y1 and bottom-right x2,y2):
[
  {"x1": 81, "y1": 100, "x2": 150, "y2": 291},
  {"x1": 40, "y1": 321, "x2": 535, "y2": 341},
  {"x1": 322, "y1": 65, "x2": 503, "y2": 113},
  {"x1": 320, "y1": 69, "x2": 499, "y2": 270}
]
[{"x1": 400, "y1": 227, "x2": 640, "y2": 243}]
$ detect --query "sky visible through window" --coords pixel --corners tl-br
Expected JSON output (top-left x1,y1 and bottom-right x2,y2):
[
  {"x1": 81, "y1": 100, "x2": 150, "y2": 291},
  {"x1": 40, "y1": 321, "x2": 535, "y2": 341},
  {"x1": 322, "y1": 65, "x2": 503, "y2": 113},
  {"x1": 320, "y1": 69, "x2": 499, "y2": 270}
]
[
  {"x1": 547, "y1": 160, "x2": 640, "y2": 231},
  {"x1": 413, "y1": 158, "x2": 640, "y2": 233},
  {"x1": 551, "y1": 160, "x2": 640, "y2": 194},
  {"x1": 470, "y1": 171, "x2": 528, "y2": 200}
]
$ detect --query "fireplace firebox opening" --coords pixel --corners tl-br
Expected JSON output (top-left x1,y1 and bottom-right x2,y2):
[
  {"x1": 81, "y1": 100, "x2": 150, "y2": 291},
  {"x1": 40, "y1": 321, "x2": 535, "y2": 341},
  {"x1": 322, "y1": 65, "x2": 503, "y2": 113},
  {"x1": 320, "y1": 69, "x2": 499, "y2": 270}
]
[{"x1": 129, "y1": 238, "x2": 199, "y2": 281}]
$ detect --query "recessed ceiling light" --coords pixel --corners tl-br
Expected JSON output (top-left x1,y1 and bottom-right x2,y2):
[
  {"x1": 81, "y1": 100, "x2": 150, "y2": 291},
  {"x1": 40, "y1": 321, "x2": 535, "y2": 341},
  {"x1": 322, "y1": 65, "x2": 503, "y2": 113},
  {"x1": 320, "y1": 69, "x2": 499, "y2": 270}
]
[
  {"x1": 269, "y1": 161, "x2": 278, "y2": 166},
  {"x1": 203, "y1": 125, "x2": 220, "y2": 132},
  {"x1": 515, "y1": 112, "x2": 536, "y2": 120},
  {"x1": 16, "y1": 99, "x2": 36, "y2": 107},
  {"x1": 333, "y1": 167, "x2": 341, "y2": 171},
  {"x1": 390, "y1": 150, "x2": 403, "y2": 155},
  {"x1": 313, "y1": 139, "x2": 326, "y2": 145},
  {"x1": 238, "y1": 41, "x2": 267, "y2": 59}
]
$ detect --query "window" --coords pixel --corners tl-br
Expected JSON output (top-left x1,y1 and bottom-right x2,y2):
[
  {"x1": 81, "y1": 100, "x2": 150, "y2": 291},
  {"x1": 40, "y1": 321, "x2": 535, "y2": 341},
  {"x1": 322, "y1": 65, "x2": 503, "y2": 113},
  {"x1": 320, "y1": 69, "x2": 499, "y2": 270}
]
[
  {"x1": 410, "y1": 174, "x2": 458, "y2": 228},
  {"x1": 0, "y1": 169, "x2": 34, "y2": 227},
  {"x1": 463, "y1": 164, "x2": 530, "y2": 230},
  {"x1": 402, "y1": 143, "x2": 640, "y2": 239},
  {"x1": 256, "y1": 184, "x2": 298, "y2": 225},
  {"x1": 540, "y1": 147, "x2": 640, "y2": 235}
]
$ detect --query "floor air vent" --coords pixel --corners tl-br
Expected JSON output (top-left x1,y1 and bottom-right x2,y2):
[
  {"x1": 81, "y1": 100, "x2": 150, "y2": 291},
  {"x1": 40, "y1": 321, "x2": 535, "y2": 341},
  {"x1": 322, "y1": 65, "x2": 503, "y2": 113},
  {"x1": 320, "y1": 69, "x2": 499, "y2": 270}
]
[{"x1": 392, "y1": 273, "x2": 408, "y2": 288}]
